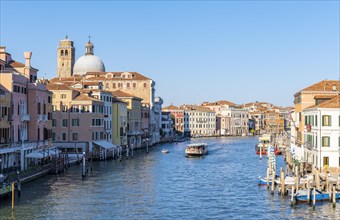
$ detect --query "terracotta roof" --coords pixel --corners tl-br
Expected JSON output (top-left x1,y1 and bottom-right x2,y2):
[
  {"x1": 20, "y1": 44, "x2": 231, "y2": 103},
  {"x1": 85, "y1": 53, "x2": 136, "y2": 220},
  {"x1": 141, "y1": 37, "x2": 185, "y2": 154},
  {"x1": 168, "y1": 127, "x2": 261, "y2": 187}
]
[
  {"x1": 163, "y1": 105, "x2": 180, "y2": 110},
  {"x1": 86, "y1": 71, "x2": 150, "y2": 81},
  {"x1": 83, "y1": 81, "x2": 101, "y2": 86},
  {"x1": 180, "y1": 104, "x2": 215, "y2": 113},
  {"x1": 111, "y1": 90, "x2": 142, "y2": 100},
  {"x1": 314, "y1": 94, "x2": 337, "y2": 99},
  {"x1": 112, "y1": 97, "x2": 127, "y2": 104},
  {"x1": 6, "y1": 60, "x2": 25, "y2": 68},
  {"x1": 46, "y1": 83, "x2": 71, "y2": 90},
  {"x1": 300, "y1": 80, "x2": 340, "y2": 93},
  {"x1": 315, "y1": 96, "x2": 340, "y2": 109},
  {"x1": 73, "y1": 93, "x2": 100, "y2": 102},
  {"x1": 201, "y1": 100, "x2": 236, "y2": 107},
  {"x1": 49, "y1": 76, "x2": 83, "y2": 83}
]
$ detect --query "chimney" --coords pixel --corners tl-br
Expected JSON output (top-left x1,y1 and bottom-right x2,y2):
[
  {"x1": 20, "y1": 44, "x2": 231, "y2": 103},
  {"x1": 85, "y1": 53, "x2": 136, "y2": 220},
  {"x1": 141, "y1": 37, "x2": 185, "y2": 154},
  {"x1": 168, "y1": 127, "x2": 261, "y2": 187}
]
[
  {"x1": 24, "y1": 51, "x2": 32, "y2": 67},
  {"x1": 0, "y1": 46, "x2": 6, "y2": 62}
]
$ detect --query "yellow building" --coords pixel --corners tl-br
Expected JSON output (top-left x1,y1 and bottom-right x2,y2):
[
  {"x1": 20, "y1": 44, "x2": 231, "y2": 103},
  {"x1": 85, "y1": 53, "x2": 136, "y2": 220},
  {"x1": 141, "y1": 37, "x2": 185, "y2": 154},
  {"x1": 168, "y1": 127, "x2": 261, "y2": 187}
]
[
  {"x1": 264, "y1": 110, "x2": 284, "y2": 133},
  {"x1": 112, "y1": 90, "x2": 142, "y2": 148},
  {"x1": 0, "y1": 89, "x2": 11, "y2": 147},
  {"x1": 112, "y1": 97, "x2": 128, "y2": 147}
]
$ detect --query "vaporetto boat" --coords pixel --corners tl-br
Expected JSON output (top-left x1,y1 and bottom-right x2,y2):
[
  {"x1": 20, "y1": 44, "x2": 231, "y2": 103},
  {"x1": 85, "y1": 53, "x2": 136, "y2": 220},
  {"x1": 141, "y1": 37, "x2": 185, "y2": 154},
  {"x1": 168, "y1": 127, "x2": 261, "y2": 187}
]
[{"x1": 185, "y1": 143, "x2": 208, "y2": 157}]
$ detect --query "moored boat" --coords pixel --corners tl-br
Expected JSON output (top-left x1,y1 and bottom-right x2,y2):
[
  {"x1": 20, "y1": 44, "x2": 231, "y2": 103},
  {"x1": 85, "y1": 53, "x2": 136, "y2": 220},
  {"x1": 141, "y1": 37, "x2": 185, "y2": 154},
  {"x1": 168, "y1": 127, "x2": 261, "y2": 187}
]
[
  {"x1": 185, "y1": 143, "x2": 208, "y2": 157},
  {"x1": 255, "y1": 134, "x2": 282, "y2": 155},
  {"x1": 294, "y1": 189, "x2": 330, "y2": 202},
  {"x1": 162, "y1": 149, "x2": 170, "y2": 153}
]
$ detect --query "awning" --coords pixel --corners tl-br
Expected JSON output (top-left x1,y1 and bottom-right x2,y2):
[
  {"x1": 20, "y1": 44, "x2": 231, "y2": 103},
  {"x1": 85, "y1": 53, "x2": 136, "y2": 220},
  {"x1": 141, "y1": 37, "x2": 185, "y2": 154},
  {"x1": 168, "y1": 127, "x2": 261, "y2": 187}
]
[
  {"x1": 93, "y1": 141, "x2": 117, "y2": 150},
  {"x1": 26, "y1": 147, "x2": 59, "y2": 159}
]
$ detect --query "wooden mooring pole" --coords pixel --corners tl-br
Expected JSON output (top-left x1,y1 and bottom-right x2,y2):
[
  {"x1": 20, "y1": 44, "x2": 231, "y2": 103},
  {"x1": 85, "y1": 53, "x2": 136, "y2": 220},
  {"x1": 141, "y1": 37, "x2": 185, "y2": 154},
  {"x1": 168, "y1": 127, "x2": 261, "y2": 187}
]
[
  {"x1": 313, "y1": 187, "x2": 316, "y2": 210},
  {"x1": 307, "y1": 180, "x2": 310, "y2": 205},
  {"x1": 271, "y1": 168, "x2": 275, "y2": 195},
  {"x1": 280, "y1": 167, "x2": 285, "y2": 196},
  {"x1": 11, "y1": 182, "x2": 15, "y2": 210},
  {"x1": 291, "y1": 186, "x2": 295, "y2": 207},
  {"x1": 332, "y1": 185, "x2": 336, "y2": 208}
]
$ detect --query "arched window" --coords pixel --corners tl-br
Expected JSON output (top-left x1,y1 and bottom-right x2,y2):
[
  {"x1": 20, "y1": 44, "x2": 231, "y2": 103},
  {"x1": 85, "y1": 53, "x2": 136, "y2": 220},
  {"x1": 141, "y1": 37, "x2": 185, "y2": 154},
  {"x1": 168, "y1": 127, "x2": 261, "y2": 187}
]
[
  {"x1": 65, "y1": 50, "x2": 68, "y2": 56},
  {"x1": 60, "y1": 50, "x2": 64, "y2": 56}
]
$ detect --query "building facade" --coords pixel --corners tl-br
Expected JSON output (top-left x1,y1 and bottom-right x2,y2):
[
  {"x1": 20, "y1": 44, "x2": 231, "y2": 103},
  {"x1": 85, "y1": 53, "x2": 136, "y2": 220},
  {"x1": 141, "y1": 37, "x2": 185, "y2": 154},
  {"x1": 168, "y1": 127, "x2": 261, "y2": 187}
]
[
  {"x1": 291, "y1": 80, "x2": 340, "y2": 162},
  {"x1": 303, "y1": 96, "x2": 340, "y2": 171},
  {"x1": 0, "y1": 46, "x2": 52, "y2": 171}
]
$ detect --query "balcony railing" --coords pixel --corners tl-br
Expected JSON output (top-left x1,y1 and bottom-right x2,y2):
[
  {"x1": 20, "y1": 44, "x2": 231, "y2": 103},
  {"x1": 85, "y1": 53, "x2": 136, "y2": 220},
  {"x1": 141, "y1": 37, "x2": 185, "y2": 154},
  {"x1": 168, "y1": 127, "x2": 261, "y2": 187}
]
[
  {"x1": 20, "y1": 114, "x2": 30, "y2": 122},
  {"x1": 304, "y1": 141, "x2": 313, "y2": 151}
]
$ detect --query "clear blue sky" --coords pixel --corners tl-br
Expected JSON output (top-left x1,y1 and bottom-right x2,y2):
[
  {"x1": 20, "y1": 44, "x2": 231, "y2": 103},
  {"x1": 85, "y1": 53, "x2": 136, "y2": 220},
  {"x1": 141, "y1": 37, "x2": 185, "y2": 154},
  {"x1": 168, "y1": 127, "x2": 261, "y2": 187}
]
[{"x1": 1, "y1": 1, "x2": 339, "y2": 107}]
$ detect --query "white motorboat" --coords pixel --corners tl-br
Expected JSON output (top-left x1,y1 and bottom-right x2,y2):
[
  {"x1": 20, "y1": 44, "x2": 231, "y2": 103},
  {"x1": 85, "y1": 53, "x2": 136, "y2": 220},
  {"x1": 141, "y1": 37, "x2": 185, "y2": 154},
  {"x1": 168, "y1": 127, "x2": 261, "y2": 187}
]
[{"x1": 162, "y1": 149, "x2": 170, "y2": 153}]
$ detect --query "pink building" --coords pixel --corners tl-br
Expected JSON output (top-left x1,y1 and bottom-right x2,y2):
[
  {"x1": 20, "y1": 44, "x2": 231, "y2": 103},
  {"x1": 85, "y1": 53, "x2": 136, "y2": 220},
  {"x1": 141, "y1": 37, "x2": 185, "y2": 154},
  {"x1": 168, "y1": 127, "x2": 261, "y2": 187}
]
[{"x1": 0, "y1": 46, "x2": 52, "y2": 171}]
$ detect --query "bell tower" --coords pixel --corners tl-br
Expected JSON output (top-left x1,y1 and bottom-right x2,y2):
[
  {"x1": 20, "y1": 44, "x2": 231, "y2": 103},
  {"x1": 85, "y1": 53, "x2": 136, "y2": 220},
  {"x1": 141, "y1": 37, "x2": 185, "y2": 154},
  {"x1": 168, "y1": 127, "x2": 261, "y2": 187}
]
[{"x1": 57, "y1": 36, "x2": 75, "y2": 78}]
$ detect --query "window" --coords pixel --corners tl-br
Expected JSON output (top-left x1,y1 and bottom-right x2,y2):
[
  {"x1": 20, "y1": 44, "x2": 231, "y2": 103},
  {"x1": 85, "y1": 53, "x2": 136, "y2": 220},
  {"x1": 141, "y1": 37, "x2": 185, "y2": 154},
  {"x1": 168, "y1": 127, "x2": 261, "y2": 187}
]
[
  {"x1": 113, "y1": 83, "x2": 116, "y2": 88},
  {"x1": 315, "y1": 115, "x2": 318, "y2": 126},
  {"x1": 72, "y1": 133, "x2": 78, "y2": 141},
  {"x1": 62, "y1": 105, "x2": 67, "y2": 112},
  {"x1": 48, "y1": 96, "x2": 51, "y2": 103},
  {"x1": 61, "y1": 94, "x2": 66, "y2": 99},
  {"x1": 323, "y1": 157, "x2": 329, "y2": 167},
  {"x1": 133, "y1": 83, "x2": 136, "y2": 88},
  {"x1": 43, "y1": 103, "x2": 46, "y2": 115},
  {"x1": 60, "y1": 50, "x2": 64, "y2": 56},
  {"x1": 52, "y1": 105, "x2": 57, "y2": 112},
  {"x1": 52, "y1": 119, "x2": 57, "y2": 127},
  {"x1": 144, "y1": 83, "x2": 147, "y2": 88},
  {"x1": 37, "y1": 102, "x2": 41, "y2": 114},
  {"x1": 62, "y1": 133, "x2": 67, "y2": 141},
  {"x1": 72, "y1": 118, "x2": 79, "y2": 126},
  {"x1": 127, "y1": 83, "x2": 130, "y2": 88},
  {"x1": 322, "y1": 115, "x2": 331, "y2": 126},
  {"x1": 62, "y1": 119, "x2": 68, "y2": 127},
  {"x1": 52, "y1": 133, "x2": 56, "y2": 141},
  {"x1": 71, "y1": 106, "x2": 79, "y2": 112},
  {"x1": 65, "y1": 50, "x2": 68, "y2": 56},
  {"x1": 322, "y1": 136, "x2": 330, "y2": 147}
]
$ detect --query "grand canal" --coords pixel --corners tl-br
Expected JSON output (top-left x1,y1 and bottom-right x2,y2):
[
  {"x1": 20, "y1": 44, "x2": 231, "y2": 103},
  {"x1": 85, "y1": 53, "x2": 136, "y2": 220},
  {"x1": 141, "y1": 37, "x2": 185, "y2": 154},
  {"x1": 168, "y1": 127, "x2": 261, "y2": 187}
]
[{"x1": 1, "y1": 137, "x2": 339, "y2": 219}]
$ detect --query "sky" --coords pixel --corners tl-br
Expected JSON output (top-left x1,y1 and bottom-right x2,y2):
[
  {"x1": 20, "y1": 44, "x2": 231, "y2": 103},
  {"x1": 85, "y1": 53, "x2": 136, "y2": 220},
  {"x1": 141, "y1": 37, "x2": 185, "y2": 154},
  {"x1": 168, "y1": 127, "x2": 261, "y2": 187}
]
[{"x1": 0, "y1": 0, "x2": 339, "y2": 107}]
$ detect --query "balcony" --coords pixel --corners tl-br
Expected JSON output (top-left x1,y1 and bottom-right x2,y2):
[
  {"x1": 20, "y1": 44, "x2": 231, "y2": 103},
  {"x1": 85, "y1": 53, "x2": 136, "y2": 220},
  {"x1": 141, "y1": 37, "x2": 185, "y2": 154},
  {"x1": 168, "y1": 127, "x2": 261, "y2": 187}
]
[
  {"x1": 20, "y1": 114, "x2": 30, "y2": 122},
  {"x1": 304, "y1": 141, "x2": 313, "y2": 151}
]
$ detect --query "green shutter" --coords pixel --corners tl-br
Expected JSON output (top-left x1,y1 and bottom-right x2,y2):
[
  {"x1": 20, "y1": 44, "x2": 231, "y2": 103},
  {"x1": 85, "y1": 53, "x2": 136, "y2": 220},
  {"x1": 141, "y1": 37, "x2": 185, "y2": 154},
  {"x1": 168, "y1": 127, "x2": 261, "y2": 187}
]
[
  {"x1": 322, "y1": 137, "x2": 324, "y2": 147},
  {"x1": 316, "y1": 115, "x2": 318, "y2": 126},
  {"x1": 327, "y1": 137, "x2": 330, "y2": 146},
  {"x1": 329, "y1": 116, "x2": 331, "y2": 126},
  {"x1": 322, "y1": 116, "x2": 324, "y2": 126}
]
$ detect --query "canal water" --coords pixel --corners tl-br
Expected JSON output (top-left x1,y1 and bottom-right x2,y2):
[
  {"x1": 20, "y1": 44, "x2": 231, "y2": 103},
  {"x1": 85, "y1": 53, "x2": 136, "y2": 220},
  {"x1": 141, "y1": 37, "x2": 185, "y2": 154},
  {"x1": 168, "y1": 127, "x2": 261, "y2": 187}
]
[{"x1": 1, "y1": 137, "x2": 339, "y2": 219}]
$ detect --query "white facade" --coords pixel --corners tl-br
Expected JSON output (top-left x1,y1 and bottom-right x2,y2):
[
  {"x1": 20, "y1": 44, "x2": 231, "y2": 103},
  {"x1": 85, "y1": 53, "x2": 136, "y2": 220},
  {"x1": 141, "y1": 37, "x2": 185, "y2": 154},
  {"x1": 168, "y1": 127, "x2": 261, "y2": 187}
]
[
  {"x1": 91, "y1": 91, "x2": 113, "y2": 142},
  {"x1": 303, "y1": 107, "x2": 340, "y2": 169},
  {"x1": 181, "y1": 105, "x2": 216, "y2": 136},
  {"x1": 161, "y1": 112, "x2": 174, "y2": 138}
]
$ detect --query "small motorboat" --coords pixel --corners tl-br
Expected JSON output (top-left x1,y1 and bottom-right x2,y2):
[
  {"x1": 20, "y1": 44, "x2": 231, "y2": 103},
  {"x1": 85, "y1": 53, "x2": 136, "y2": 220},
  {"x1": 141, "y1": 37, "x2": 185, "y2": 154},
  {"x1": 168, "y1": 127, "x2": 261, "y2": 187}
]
[{"x1": 162, "y1": 149, "x2": 170, "y2": 153}]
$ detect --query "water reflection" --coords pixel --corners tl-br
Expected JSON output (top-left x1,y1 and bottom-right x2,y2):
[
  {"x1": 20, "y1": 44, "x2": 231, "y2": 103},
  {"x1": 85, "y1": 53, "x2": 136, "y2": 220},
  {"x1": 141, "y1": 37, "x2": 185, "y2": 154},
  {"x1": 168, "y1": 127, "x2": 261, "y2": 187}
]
[{"x1": 0, "y1": 137, "x2": 339, "y2": 219}]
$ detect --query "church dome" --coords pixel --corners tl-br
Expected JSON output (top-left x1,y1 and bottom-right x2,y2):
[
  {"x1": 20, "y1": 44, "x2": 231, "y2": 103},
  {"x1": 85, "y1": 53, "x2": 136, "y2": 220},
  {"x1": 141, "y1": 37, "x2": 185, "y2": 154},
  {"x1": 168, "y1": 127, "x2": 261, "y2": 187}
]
[
  {"x1": 73, "y1": 55, "x2": 105, "y2": 75},
  {"x1": 73, "y1": 39, "x2": 105, "y2": 75}
]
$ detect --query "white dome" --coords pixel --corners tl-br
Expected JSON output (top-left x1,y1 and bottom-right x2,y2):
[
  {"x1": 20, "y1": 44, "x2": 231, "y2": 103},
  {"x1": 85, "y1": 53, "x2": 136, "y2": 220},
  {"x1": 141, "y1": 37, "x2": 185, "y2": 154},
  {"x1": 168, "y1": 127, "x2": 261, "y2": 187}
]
[{"x1": 73, "y1": 55, "x2": 105, "y2": 75}]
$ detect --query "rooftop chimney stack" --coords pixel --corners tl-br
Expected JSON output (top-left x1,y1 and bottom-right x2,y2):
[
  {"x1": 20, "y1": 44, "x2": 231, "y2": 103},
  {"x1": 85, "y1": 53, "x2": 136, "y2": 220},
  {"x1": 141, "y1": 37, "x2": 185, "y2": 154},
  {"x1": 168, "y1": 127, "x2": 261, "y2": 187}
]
[{"x1": 24, "y1": 51, "x2": 32, "y2": 67}]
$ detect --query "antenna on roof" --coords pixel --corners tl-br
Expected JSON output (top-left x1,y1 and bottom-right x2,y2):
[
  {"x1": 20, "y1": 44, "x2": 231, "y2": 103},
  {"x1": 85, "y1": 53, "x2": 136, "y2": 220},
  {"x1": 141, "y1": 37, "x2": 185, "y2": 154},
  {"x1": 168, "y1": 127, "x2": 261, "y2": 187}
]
[
  {"x1": 65, "y1": 34, "x2": 68, "y2": 39},
  {"x1": 88, "y1": 35, "x2": 91, "y2": 42}
]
